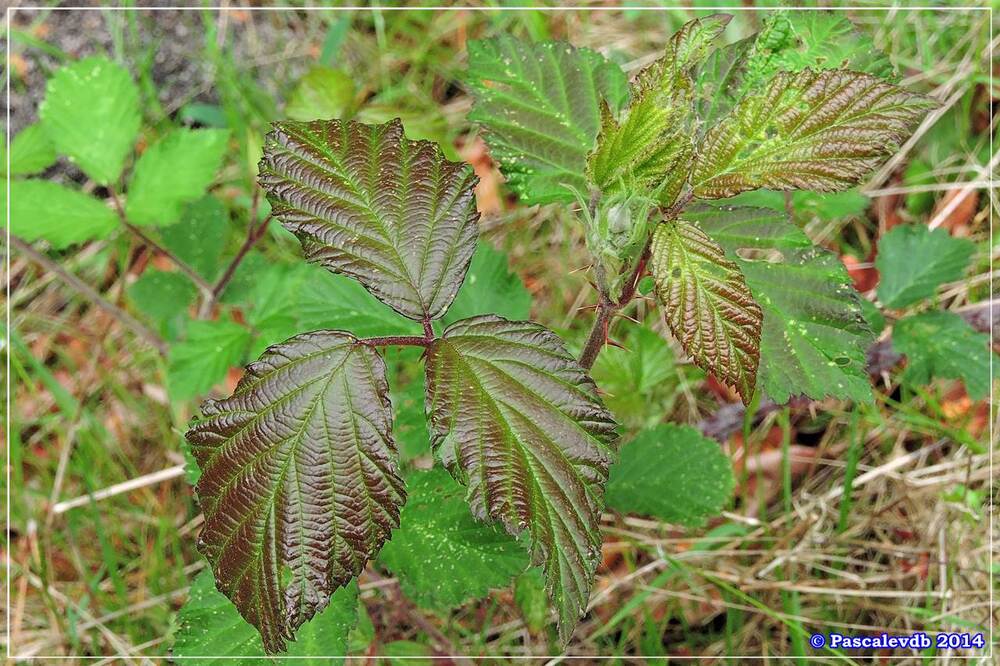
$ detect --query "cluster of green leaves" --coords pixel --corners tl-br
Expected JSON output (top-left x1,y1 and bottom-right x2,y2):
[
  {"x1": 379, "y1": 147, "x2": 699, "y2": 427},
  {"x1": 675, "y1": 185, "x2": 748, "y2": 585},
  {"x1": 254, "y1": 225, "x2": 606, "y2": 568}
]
[
  {"x1": 466, "y1": 11, "x2": 932, "y2": 406},
  {"x1": 873, "y1": 224, "x2": 992, "y2": 400},
  {"x1": 6, "y1": 56, "x2": 229, "y2": 247}
]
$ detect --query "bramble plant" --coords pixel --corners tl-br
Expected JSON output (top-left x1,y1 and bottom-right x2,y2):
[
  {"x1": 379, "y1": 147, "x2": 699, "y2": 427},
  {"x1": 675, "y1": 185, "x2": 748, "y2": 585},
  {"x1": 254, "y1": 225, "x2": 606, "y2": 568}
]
[
  {"x1": 173, "y1": 13, "x2": 936, "y2": 653},
  {"x1": 9, "y1": 11, "x2": 956, "y2": 661}
]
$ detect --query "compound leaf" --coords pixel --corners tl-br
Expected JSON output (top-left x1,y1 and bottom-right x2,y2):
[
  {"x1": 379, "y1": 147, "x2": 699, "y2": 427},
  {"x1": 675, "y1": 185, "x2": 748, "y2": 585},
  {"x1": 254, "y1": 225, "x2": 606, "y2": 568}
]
[
  {"x1": 875, "y1": 224, "x2": 975, "y2": 309},
  {"x1": 892, "y1": 311, "x2": 995, "y2": 400},
  {"x1": 692, "y1": 69, "x2": 934, "y2": 199},
  {"x1": 424, "y1": 315, "x2": 618, "y2": 644},
  {"x1": 379, "y1": 468, "x2": 529, "y2": 610},
  {"x1": 185, "y1": 331, "x2": 405, "y2": 653},
  {"x1": 691, "y1": 206, "x2": 873, "y2": 404},
  {"x1": 168, "y1": 319, "x2": 250, "y2": 402},
  {"x1": 126, "y1": 128, "x2": 230, "y2": 226},
  {"x1": 650, "y1": 220, "x2": 762, "y2": 403},
  {"x1": 606, "y1": 425, "x2": 734, "y2": 527},
  {"x1": 466, "y1": 37, "x2": 628, "y2": 205},
  {"x1": 588, "y1": 14, "x2": 730, "y2": 205},
  {"x1": 259, "y1": 118, "x2": 479, "y2": 320},
  {"x1": 38, "y1": 56, "x2": 141, "y2": 185},
  {"x1": 172, "y1": 569, "x2": 358, "y2": 666},
  {"x1": 8, "y1": 180, "x2": 118, "y2": 249}
]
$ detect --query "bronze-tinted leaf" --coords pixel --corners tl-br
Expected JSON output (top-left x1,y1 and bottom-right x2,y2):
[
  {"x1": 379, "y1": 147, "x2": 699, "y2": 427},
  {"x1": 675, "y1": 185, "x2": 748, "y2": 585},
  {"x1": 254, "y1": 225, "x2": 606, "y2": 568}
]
[
  {"x1": 259, "y1": 118, "x2": 480, "y2": 321},
  {"x1": 186, "y1": 331, "x2": 405, "y2": 652},
  {"x1": 691, "y1": 69, "x2": 935, "y2": 199},
  {"x1": 424, "y1": 315, "x2": 619, "y2": 644},
  {"x1": 651, "y1": 220, "x2": 762, "y2": 402}
]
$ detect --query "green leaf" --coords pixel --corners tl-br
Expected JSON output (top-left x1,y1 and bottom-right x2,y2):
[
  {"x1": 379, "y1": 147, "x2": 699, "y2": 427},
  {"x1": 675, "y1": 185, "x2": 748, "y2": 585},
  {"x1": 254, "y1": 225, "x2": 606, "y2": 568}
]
[
  {"x1": 244, "y1": 264, "x2": 312, "y2": 357},
  {"x1": 8, "y1": 180, "x2": 118, "y2": 249},
  {"x1": 379, "y1": 468, "x2": 529, "y2": 610},
  {"x1": 651, "y1": 220, "x2": 762, "y2": 403},
  {"x1": 389, "y1": 365, "x2": 430, "y2": 462},
  {"x1": 514, "y1": 567, "x2": 549, "y2": 634},
  {"x1": 740, "y1": 12, "x2": 897, "y2": 95},
  {"x1": 295, "y1": 266, "x2": 422, "y2": 337},
  {"x1": 606, "y1": 424, "x2": 734, "y2": 527},
  {"x1": 692, "y1": 69, "x2": 934, "y2": 199},
  {"x1": 5, "y1": 123, "x2": 57, "y2": 176},
  {"x1": 126, "y1": 269, "x2": 197, "y2": 341},
  {"x1": 186, "y1": 331, "x2": 405, "y2": 652},
  {"x1": 172, "y1": 569, "x2": 358, "y2": 666},
  {"x1": 424, "y1": 315, "x2": 618, "y2": 644},
  {"x1": 466, "y1": 37, "x2": 629, "y2": 204},
  {"x1": 443, "y1": 243, "x2": 532, "y2": 326},
  {"x1": 875, "y1": 224, "x2": 975, "y2": 309},
  {"x1": 159, "y1": 196, "x2": 230, "y2": 281},
  {"x1": 38, "y1": 56, "x2": 140, "y2": 184},
  {"x1": 168, "y1": 319, "x2": 250, "y2": 402},
  {"x1": 590, "y1": 325, "x2": 681, "y2": 430},
  {"x1": 126, "y1": 129, "x2": 230, "y2": 226},
  {"x1": 588, "y1": 15, "x2": 730, "y2": 206},
  {"x1": 892, "y1": 311, "x2": 995, "y2": 400},
  {"x1": 259, "y1": 118, "x2": 480, "y2": 320},
  {"x1": 691, "y1": 206, "x2": 874, "y2": 404},
  {"x1": 696, "y1": 11, "x2": 897, "y2": 128},
  {"x1": 286, "y1": 66, "x2": 356, "y2": 121}
]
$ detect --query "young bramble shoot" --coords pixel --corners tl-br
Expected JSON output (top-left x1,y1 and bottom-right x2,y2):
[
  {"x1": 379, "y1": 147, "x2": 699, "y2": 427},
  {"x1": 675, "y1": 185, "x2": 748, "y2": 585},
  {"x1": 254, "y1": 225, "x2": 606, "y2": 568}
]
[{"x1": 177, "y1": 11, "x2": 935, "y2": 654}]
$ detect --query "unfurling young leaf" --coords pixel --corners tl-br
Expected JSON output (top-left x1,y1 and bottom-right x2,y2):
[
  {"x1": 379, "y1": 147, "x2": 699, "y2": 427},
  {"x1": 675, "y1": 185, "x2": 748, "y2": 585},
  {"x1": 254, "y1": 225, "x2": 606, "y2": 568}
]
[
  {"x1": 126, "y1": 128, "x2": 230, "y2": 226},
  {"x1": 38, "y1": 56, "x2": 141, "y2": 185},
  {"x1": 588, "y1": 14, "x2": 730, "y2": 206},
  {"x1": 689, "y1": 206, "x2": 874, "y2": 404},
  {"x1": 466, "y1": 36, "x2": 629, "y2": 205},
  {"x1": 891, "y1": 311, "x2": 995, "y2": 401},
  {"x1": 424, "y1": 315, "x2": 618, "y2": 644},
  {"x1": 186, "y1": 331, "x2": 405, "y2": 652},
  {"x1": 259, "y1": 118, "x2": 480, "y2": 321},
  {"x1": 172, "y1": 569, "x2": 359, "y2": 666},
  {"x1": 875, "y1": 224, "x2": 975, "y2": 309},
  {"x1": 606, "y1": 424, "x2": 734, "y2": 526},
  {"x1": 692, "y1": 69, "x2": 935, "y2": 199},
  {"x1": 650, "y1": 219, "x2": 762, "y2": 403},
  {"x1": 379, "y1": 468, "x2": 529, "y2": 610}
]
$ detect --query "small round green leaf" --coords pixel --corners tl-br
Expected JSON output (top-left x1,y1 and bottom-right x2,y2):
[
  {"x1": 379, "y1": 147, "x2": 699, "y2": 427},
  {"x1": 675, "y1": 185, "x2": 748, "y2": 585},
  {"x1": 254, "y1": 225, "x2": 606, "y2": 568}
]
[{"x1": 606, "y1": 424, "x2": 734, "y2": 526}]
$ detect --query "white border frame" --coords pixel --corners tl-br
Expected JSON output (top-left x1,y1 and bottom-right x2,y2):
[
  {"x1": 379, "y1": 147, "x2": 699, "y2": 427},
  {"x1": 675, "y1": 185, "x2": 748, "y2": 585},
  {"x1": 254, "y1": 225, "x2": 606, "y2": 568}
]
[{"x1": 4, "y1": 3, "x2": 994, "y2": 662}]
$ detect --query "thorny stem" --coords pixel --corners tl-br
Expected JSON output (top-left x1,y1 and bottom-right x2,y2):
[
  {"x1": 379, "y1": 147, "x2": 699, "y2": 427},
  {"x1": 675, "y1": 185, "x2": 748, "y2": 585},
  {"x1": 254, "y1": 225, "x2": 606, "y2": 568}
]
[
  {"x1": 201, "y1": 192, "x2": 271, "y2": 316},
  {"x1": 577, "y1": 191, "x2": 692, "y2": 370},
  {"x1": 11, "y1": 236, "x2": 169, "y2": 356},
  {"x1": 359, "y1": 334, "x2": 432, "y2": 348}
]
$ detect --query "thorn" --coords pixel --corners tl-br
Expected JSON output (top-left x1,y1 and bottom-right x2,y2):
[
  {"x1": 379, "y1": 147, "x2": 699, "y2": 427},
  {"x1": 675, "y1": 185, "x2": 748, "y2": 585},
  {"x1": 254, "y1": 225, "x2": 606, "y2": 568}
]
[
  {"x1": 568, "y1": 263, "x2": 593, "y2": 275},
  {"x1": 575, "y1": 303, "x2": 599, "y2": 313},
  {"x1": 617, "y1": 312, "x2": 642, "y2": 325},
  {"x1": 605, "y1": 337, "x2": 629, "y2": 351}
]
